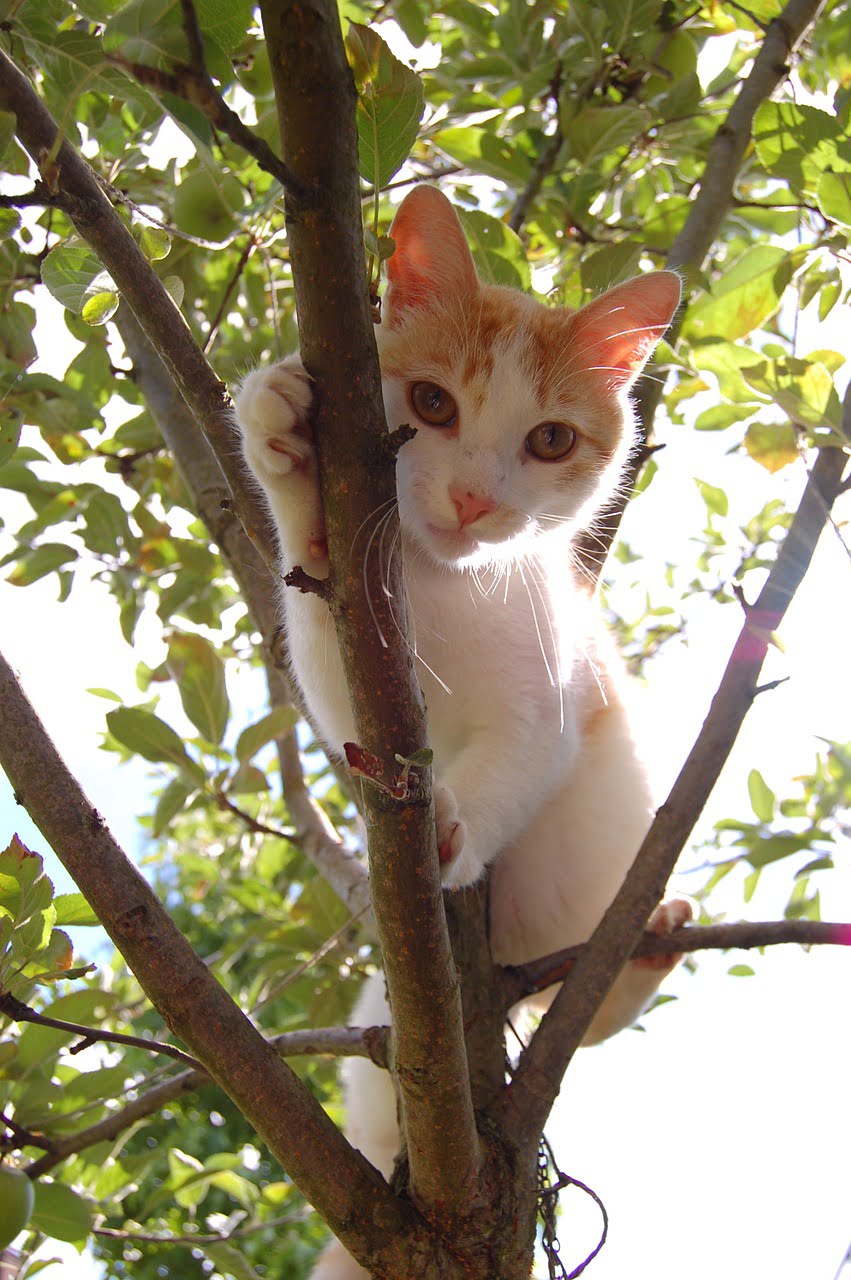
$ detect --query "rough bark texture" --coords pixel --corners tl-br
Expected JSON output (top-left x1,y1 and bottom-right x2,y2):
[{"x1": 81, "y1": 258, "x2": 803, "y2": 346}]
[
  {"x1": 0, "y1": 654, "x2": 437, "y2": 1272},
  {"x1": 259, "y1": 0, "x2": 481, "y2": 1227}
]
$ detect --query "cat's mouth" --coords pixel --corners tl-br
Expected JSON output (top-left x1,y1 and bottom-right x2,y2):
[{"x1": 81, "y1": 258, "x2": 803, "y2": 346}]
[{"x1": 425, "y1": 522, "x2": 479, "y2": 555}]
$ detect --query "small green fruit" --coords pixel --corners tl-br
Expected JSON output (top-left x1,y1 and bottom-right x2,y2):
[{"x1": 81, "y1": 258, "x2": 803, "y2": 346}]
[{"x1": 0, "y1": 1165, "x2": 35, "y2": 1250}]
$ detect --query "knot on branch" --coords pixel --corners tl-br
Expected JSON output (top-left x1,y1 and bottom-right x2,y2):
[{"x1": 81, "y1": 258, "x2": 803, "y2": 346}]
[{"x1": 284, "y1": 565, "x2": 332, "y2": 600}]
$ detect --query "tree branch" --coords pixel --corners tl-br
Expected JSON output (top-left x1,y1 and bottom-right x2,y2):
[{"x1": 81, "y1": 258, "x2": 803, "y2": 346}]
[
  {"x1": 23, "y1": 1024, "x2": 389, "y2": 1178},
  {"x1": 504, "y1": 919, "x2": 851, "y2": 1002},
  {"x1": 114, "y1": 307, "x2": 371, "y2": 918},
  {"x1": 260, "y1": 0, "x2": 480, "y2": 1229},
  {"x1": 573, "y1": 0, "x2": 827, "y2": 578},
  {"x1": 0, "y1": 992, "x2": 203, "y2": 1071},
  {"x1": 496, "y1": 430, "x2": 849, "y2": 1149},
  {"x1": 0, "y1": 653, "x2": 434, "y2": 1266}
]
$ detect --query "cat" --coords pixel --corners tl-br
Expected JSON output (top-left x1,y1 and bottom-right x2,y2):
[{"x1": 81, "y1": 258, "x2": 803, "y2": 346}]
[{"x1": 234, "y1": 184, "x2": 691, "y2": 1280}]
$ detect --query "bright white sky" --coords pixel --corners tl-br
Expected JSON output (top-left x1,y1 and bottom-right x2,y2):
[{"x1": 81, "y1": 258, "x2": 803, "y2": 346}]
[{"x1": 1, "y1": 22, "x2": 850, "y2": 1280}]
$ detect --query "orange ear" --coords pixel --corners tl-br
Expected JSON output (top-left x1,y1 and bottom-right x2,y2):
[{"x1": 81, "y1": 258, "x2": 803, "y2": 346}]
[
  {"x1": 571, "y1": 272, "x2": 681, "y2": 386},
  {"x1": 384, "y1": 186, "x2": 479, "y2": 325}
]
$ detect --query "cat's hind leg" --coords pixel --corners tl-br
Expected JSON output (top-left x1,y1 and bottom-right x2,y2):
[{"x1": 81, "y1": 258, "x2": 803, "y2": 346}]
[
  {"x1": 233, "y1": 357, "x2": 328, "y2": 574},
  {"x1": 582, "y1": 898, "x2": 693, "y2": 1045}
]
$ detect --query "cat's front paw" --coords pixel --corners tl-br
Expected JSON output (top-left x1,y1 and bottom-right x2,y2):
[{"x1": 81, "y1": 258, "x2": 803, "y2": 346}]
[
  {"x1": 234, "y1": 359, "x2": 327, "y2": 566},
  {"x1": 633, "y1": 898, "x2": 693, "y2": 972},
  {"x1": 434, "y1": 783, "x2": 483, "y2": 889},
  {"x1": 235, "y1": 359, "x2": 315, "y2": 476}
]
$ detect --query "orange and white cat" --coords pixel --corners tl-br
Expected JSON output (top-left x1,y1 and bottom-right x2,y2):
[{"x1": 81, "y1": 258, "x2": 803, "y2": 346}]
[{"x1": 234, "y1": 185, "x2": 690, "y2": 1280}]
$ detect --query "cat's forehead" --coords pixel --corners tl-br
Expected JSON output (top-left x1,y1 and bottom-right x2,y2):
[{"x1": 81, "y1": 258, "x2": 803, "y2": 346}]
[{"x1": 378, "y1": 285, "x2": 577, "y2": 413}]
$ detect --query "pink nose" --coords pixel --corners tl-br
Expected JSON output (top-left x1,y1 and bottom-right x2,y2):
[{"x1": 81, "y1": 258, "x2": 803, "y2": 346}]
[{"x1": 449, "y1": 487, "x2": 496, "y2": 528}]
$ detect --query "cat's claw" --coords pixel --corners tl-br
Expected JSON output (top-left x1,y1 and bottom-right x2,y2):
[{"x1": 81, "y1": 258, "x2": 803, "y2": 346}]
[{"x1": 633, "y1": 898, "x2": 693, "y2": 972}]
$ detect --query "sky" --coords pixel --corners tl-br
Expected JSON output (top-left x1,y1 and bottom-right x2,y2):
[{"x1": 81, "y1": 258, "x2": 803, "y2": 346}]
[{"x1": 1, "y1": 21, "x2": 850, "y2": 1280}]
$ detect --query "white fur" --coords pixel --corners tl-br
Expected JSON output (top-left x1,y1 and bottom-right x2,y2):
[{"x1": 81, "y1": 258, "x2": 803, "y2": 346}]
[{"x1": 232, "y1": 206, "x2": 684, "y2": 1278}]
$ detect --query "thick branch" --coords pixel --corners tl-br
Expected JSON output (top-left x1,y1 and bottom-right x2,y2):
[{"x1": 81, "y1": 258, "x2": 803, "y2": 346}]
[
  {"x1": 0, "y1": 653, "x2": 428, "y2": 1262},
  {"x1": 261, "y1": 0, "x2": 479, "y2": 1227},
  {"x1": 497, "y1": 437, "x2": 849, "y2": 1149},
  {"x1": 0, "y1": 48, "x2": 276, "y2": 578},
  {"x1": 573, "y1": 0, "x2": 826, "y2": 577}
]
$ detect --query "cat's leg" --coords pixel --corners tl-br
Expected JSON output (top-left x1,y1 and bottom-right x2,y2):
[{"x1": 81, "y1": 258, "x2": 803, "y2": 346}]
[
  {"x1": 580, "y1": 898, "x2": 693, "y2": 1045},
  {"x1": 233, "y1": 357, "x2": 328, "y2": 575},
  {"x1": 310, "y1": 973, "x2": 398, "y2": 1280}
]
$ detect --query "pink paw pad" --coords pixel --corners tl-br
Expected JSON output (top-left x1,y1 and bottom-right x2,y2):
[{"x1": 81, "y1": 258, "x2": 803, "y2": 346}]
[{"x1": 633, "y1": 898, "x2": 693, "y2": 971}]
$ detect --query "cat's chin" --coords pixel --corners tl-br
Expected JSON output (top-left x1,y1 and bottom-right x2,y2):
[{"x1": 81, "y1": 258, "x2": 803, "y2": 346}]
[{"x1": 412, "y1": 522, "x2": 528, "y2": 569}]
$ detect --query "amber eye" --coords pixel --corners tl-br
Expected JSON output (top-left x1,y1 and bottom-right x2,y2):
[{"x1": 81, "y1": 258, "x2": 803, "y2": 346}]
[
  {"x1": 525, "y1": 422, "x2": 577, "y2": 461},
  {"x1": 410, "y1": 381, "x2": 457, "y2": 428}
]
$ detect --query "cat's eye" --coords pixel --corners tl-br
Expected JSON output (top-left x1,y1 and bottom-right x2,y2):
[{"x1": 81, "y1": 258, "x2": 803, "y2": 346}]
[
  {"x1": 410, "y1": 381, "x2": 457, "y2": 428},
  {"x1": 525, "y1": 422, "x2": 577, "y2": 461}
]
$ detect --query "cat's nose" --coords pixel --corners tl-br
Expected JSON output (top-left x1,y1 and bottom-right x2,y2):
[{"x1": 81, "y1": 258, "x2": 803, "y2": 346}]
[{"x1": 449, "y1": 486, "x2": 495, "y2": 528}]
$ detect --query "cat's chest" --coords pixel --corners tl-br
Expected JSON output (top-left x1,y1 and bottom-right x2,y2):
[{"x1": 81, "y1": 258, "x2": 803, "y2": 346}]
[{"x1": 405, "y1": 562, "x2": 584, "y2": 738}]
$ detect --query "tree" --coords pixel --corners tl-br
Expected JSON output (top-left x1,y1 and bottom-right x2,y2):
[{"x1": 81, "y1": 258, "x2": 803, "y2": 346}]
[{"x1": 0, "y1": 0, "x2": 849, "y2": 1277}]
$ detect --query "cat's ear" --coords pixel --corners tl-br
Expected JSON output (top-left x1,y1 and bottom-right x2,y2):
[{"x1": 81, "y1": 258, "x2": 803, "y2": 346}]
[
  {"x1": 571, "y1": 272, "x2": 681, "y2": 387},
  {"x1": 384, "y1": 186, "x2": 479, "y2": 326}
]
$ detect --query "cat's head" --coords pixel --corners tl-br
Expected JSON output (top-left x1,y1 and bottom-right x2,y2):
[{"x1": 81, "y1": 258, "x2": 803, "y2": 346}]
[{"x1": 376, "y1": 185, "x2": 680, "y2": 570}]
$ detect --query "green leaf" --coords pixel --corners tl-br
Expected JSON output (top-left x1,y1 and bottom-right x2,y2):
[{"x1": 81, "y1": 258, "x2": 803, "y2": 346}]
[
  {"x1": 166, "y1": 632, "x2": 229, "y2": 745},
  {"x1": 433, "y1": 126, "x2": 531, "y2": 186},
  {"x1": 41, "y1": 243, "x2": 116, "y2": 317},
  {"x1": 345, "y1": 23, "x2": 424, "y2": 188},
  {"x1": 139, "y1": 224, "x2": 172, "y2": 261},
  {"x1": 457, "y1": 209, "x2": 530, "y2": 290},
  {"x1": 30, "y1": 1181, "x2": 93, "y2": 1245},
  {"x1": 235, "y1": 706, "x2": 299, "y2": 762},
  {"x1": 0, "y1": 110, "x2": 16, "y2": 161},
  {"x1": 747, "y1": 769, "x2": 775, "y2": 823},
  {"x1": 695, "y1": 479, "x2": 728, "y2": 518},
  {"x1": 684, "y1": 246, "x2": 793, "y2": 342},
  {"x1": 566, "y1": 104, "x2": 650, "y2": 167},
  {"x1": 53, "y1": 893, "x2": 100, "y2": 927},
  {"x1": 817, "y1": 170, "x2": 851, "y2": 227},
  {"x1": 6, "y1": 543, "x2": 78, "y2": 587},
  {"x1": 106, "y1": 706, "x2": 204, "y2": 780},
  {"x1": 742, "y1": 358, "x2": 842, "y2": 433},
  {"x1": 203, "y1": 1241, "x2": 262, "y2": 1280},
  {"x1": 81, "y1": 290, "x2": 120, "y2": 327},
  {"x1": 152, "y1": 776, "x2": 196, "y2": 835},
  {"x1": 727, "y1": 964, "x2": 755, "y2": 977},
  {"x1": 753, "y1": 101, "x2": 851, "y2": 196},
  {"x1": 0, "y1": 416, "x2": 21, "y2": 468}
]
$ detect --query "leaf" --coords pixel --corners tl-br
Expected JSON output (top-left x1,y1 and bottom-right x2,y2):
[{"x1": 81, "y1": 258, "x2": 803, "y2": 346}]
[
  {"x1": 345, "y1": 23, "x2": 424, "y2": 188},
  {"x1": 106, "y1": 706, "x2": 204, "y2": 780},
  {"x1": 53, "y1": 893, "x2": 100, "y2": 927},
  {"x1": 6, "y1": 543, "x2": 78, "y2": 587},
  {"x1": 204, "y1": 1241, "x2": 262, "y2": 1280},
  {"x1": 166, "y1": 632, "x2": 229, "y2": 745},
  {"x1": 817, "y1": 170, "x2": 851, "y2": 228},
  {"x1": 744, "y1": 421, "x2": 798, "y2": 473},
  {"x1": 41, "y1": 243, "x2": 116, "y2": 317},
  {"x1": 753, "y1": 101, "x2": 851, "y2": 196},
  {"x1": 566, "y1": 104, "x2": 650, "y2": 167},
  {"x1": 747, "y1": 769, "x2": 775, "y2": 823},
  {"x1": 81, "y1": 290, "x2": 120, "y2": 327},
  {"x1": 457, "y1": 209, "x2": 531, "y2": 290},
  {"x1": 0, "y1": 416, "x2": 21, "y2": 468},
  {"x1": 695, "y1": 479, "x2": 728, "y2": 518},
  {"x1": 742, "y1": 358, "x2": 842, "y2": 433},
  {"x1": 433, "y1": 126, "x2": 531, "y2": 186},
  {"x1": 30, "y1": 1181, "x2": 93, "y2": 1245},
  {"x1": 139, "y1": 225, "x2": 172, "y2": 261},
  {"x1": 727, "y1": 964, "x2": 755, "y2": 977},
  {"x1": 235, "y1": 706, "x2": 299, "y2": 762},
  {"x1": 684, "y1": 246, "x2": 792, "y2": 342},
  {"x1": 152, "y1": 776, "x2": 196, "y2": 836}
]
